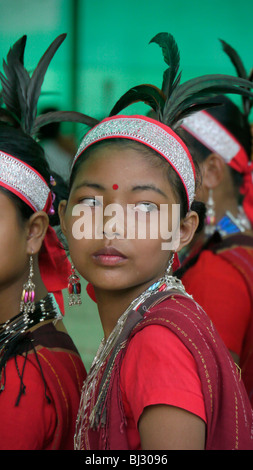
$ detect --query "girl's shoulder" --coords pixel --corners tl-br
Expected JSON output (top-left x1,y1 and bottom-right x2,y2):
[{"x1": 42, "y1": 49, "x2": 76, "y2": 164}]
[{"x1": 120, "y1": 320, "x2": 207, "y2": 424}]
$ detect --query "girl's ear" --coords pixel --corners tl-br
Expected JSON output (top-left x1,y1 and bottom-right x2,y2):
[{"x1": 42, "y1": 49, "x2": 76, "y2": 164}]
[
  {"x1": 58, "y1": 200, "x2": 68, "y2": 235},
  {"x1": 177, "y1": 210, "x2": 199, "y2": 252},
  {"x1": 201, "y1": 153, "x2": 226, "y2": 190},
  {"x1": 26, "y1": 211, "x2": 49, "y2": 255}
]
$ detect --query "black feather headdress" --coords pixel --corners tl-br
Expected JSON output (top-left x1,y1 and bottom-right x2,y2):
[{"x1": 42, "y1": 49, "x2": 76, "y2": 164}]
[
  {"x1": 0, "y1": 34, "x2": 99, "y2": 137},
  {"x1": 109, "y1": 32, "x2": 253, "y2": 129},
  {"x1": 219, "y1": 38, "x2": 253, "y2": 117}
]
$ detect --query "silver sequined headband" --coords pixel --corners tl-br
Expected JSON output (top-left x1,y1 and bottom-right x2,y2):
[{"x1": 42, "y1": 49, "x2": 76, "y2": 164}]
[
  {"x1": 181, "y1": 110, "x2": 247, "y2": 163},
  {"x1": 0, "y1": 151, "x2": 51, "y2": 211},
  {"x1": 73, "y1": 116, "x2": 196, "y2": 208}
]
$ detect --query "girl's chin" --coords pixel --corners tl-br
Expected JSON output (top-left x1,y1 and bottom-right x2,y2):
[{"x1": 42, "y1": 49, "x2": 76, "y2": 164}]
[
  {"x1": 92, "y1": 283, "x2": 129, "y2": 293},
  {"x1": 90, "y1": 278, "x2": 154, "y2": 295}
]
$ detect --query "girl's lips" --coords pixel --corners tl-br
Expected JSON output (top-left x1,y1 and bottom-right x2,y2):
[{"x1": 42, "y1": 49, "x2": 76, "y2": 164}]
[{"x1": 92, "y1": 247, "x2": 127, "y2": 266}]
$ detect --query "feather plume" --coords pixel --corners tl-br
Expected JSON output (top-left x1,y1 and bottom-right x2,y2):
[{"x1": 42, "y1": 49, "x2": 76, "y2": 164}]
[
  {"x1": 33, "y1": 110, "x2": 99, "y2": 134},
  {"x1": 0, "y1": 34, "x2": 98, "y2": 136},
  {"x1": 149, "y1": 33, "x2": 180, "y2": 97},
  {"x1": 220, "y1": 38, "x2": 253, "y2": 116},
  {"x1": 12, "y1": 34, "x2": 66, "y2": 134},
  {"x1": 110, "y1": 84, "x2": 165, "y2": 116},
  {"x1": 0, "y1": 35, "x2": 27, "y2": 124},
  {"x1": 219, "y1": 39, "x2": 248, "y2": 80},
  {"x1": 109, "y1": 32, "x2": 253, "y2": 129}
]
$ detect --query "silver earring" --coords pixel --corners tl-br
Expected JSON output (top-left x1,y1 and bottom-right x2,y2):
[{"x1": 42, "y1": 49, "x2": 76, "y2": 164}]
[
  {"x1": 205, "y1": 189, "x2": 216, "y2": 236},
  {"x1": 68, "y1": 265, "x2": 82, "y2": 306},
  {"x1": 165, "y1": 253, "x2": 175, "y2": 277},
  {"x1": 20, "y1": 255, "x2": 36, "y2": 315}
]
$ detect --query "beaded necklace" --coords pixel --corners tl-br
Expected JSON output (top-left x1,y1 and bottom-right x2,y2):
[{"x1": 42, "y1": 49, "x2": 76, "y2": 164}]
[{"x1": 0, "y1": 293, "x2": 62, "y2": 352}]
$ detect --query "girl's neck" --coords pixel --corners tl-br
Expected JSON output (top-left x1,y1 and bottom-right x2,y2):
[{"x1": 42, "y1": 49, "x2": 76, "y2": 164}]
[
  {"x1": 94, "y1": 277, "x2": 160, "y2": 340},
  {"x1": 213, "y1": 183, "x2": 240, "y2": 222}
]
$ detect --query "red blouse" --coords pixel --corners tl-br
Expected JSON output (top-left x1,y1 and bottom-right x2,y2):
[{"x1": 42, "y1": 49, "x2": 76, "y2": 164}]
[
  {"x1": 181, "y1": 250, "x2": 251, "y2": 356},
  {"x1": 120, "y1": 324, "x2": 206, "y2": 450},
  {"x1": 0, "y1": 324, "x2": 86, "y2": 450}
]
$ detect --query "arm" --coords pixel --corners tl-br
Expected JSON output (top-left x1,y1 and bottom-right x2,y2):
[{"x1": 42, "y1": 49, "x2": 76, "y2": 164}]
[{"x1": 139, "y1": 404, "x2": 206, "y2": 450}]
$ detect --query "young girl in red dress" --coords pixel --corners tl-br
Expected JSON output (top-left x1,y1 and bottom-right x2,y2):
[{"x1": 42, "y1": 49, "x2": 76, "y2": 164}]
[
  {"x1": 0, "y1": 34, "x2": 91, "y2": 449},
  {"x1": 59, "y1": 33, "x2": 253, "y2": 450}
]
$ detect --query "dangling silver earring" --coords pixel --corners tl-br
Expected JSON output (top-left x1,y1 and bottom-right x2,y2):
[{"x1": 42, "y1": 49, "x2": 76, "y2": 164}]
[
  {"x1": 205, "y1": 189, "x2": 216, "y2": 236},
  {"x1": 165, "y1": 253, "x2": 175, "y2": 277},
  {"x1": 20, "y1": 255, "x2": 36, "y2": 315},
  {"x1": 68, "y1": 265, "x2": 82, "y2": 306}
]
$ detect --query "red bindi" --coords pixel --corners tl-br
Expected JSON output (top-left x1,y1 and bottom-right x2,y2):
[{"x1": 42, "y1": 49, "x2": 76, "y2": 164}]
[{"x1": 112, "y1": 184, "x2": 119, "y2": 190}]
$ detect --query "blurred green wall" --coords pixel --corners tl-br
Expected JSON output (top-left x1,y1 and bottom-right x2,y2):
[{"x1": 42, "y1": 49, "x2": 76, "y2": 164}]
[{"x1": 1, "y1": 0, "x2": 253, "y2": 127}]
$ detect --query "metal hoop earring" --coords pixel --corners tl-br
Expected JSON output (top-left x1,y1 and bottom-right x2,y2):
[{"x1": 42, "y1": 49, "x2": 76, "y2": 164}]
[
  {"x1": 165, "y1": 253, "x2": 175, "y2": 277},
  {"x1": 68, "y1": 265, "x2": 82, "y2": 306},
  {"x1": 20, "y1": 255, "x2": 36, "y2": 315},
  {"x1": 205, "y1": 189, "x2": 216, "y2": 236}
]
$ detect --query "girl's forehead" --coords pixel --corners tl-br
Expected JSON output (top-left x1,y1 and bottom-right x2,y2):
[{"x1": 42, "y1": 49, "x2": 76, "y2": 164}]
[
  {"x1": 74, "y1": 155, "x2": 166, "y2": 190},
  {"x1": 71, "y1": 146, "x2": 177, "y2": 202},
  {"x1": 75, "y1": 143, "x2": 166, "y2": 177}
]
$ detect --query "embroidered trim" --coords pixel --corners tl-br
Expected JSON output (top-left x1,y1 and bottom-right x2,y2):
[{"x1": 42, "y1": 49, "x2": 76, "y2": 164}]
[
  {"x1": 74, "y1": 117, "x2": 195, "y2": 207},
  {"x1": 0, "y1": 151, "x2": 50, "y2": 211},
  {"x1": 181, "y1": 111, "x2": 241, "y2": 163}
]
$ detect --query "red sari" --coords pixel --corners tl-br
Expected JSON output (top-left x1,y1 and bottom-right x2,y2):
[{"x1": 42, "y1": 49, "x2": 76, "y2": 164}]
[{"x1": 76, "y1": 291, "x2": 253, "y2": 450}]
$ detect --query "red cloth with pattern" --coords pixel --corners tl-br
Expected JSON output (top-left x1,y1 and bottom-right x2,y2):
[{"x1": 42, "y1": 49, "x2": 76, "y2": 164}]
[
  {"x1": 80, "y1": 293, "x2": 253, "y2": 450},
  {"x1": 180, "y1": 233, "x2": 253, "y2": 406},
  {"x1": 0, "y1": 323, "x2": 86, "y2": 450}
]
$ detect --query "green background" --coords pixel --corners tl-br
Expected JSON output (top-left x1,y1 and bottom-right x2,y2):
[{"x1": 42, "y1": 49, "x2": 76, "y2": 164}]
[{"x1": 1, "y1": 0, "x2": 253, "y2": 369}]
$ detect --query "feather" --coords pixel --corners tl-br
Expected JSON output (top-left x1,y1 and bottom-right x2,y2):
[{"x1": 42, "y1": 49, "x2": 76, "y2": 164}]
[
  {"x1": 220, "y1": 39, "x2": 253, "y2": 116},
  {"x1": 33, "y1": 110, "x2": 99, "y2": 135},
  {"x1": 219, "y1": 39, "x2": 248, "y2": 80},
  {"x1": 162, "y1": 74, "x2": 253, "y2": 126},
  {"x1": 171, "y1": 101, "x2": 222, "y2": 127},
  {"x1": 0, "y1": 34, "x2": 98, "y2": 137},
  {"x1": 109, "y1": 33, "x2": 253, "y2": 130},
  {"x1": 0, "y1": 108, "x2": 19, "y2": 126},
  {"x1": 109, "y1": 84, "x2": 166, "y2": 116},
  {"x1": 14, "y1": 34, "x2": 67, "y2": 133},
  {"x1": 149, "y1": 33, "x2": 180, "y2": 96},
  {"x1": 0, "y1": 35, "x2": 28, "y2": 121}
]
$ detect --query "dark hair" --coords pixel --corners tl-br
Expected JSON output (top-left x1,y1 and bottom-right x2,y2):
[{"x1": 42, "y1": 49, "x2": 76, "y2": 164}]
[
  {"x1": 177, "y1": 95, "x2": 252, "y2": 190},
  {"x1": 0, "y1": 122, "x2": 63, "y2": 225},
  {"x1": 69, "y1": 138, "x2": 206, "y2": 232}
]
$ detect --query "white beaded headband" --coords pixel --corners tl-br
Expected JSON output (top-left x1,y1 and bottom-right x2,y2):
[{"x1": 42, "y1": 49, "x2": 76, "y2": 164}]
[
  {"x1": 181, "y1": 110, "x2": 247, "y2": 163},
  {"x1": 73, "y1": 115, "x2": 196, "y2": 209},
  {"x1": 0, "y1": 151, "x2": 51, "y2": 212}
]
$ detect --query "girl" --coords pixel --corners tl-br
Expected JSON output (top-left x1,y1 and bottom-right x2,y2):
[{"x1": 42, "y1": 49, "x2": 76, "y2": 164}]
[
  {"x1": 0, "y1": 123, "x2": 87, "y2": 450},
  {"x1": 0, "y1": 34, "x2": 96, "y2": 449},
  {"x1": 59, "y1": 33, "x2": 253, "y2": 450},
  {"x1": 176, "y1": 40, "x2": 253, "y2": 406}
]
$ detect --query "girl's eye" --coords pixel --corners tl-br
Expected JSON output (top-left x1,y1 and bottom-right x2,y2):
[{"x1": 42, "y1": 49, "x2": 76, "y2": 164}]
[
  {"x1": 79, "y1": 197, "x2": 102, "y2": 207},
  {"x1": 134, "y1": 202, "x2": 158, "y2": 213}
]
